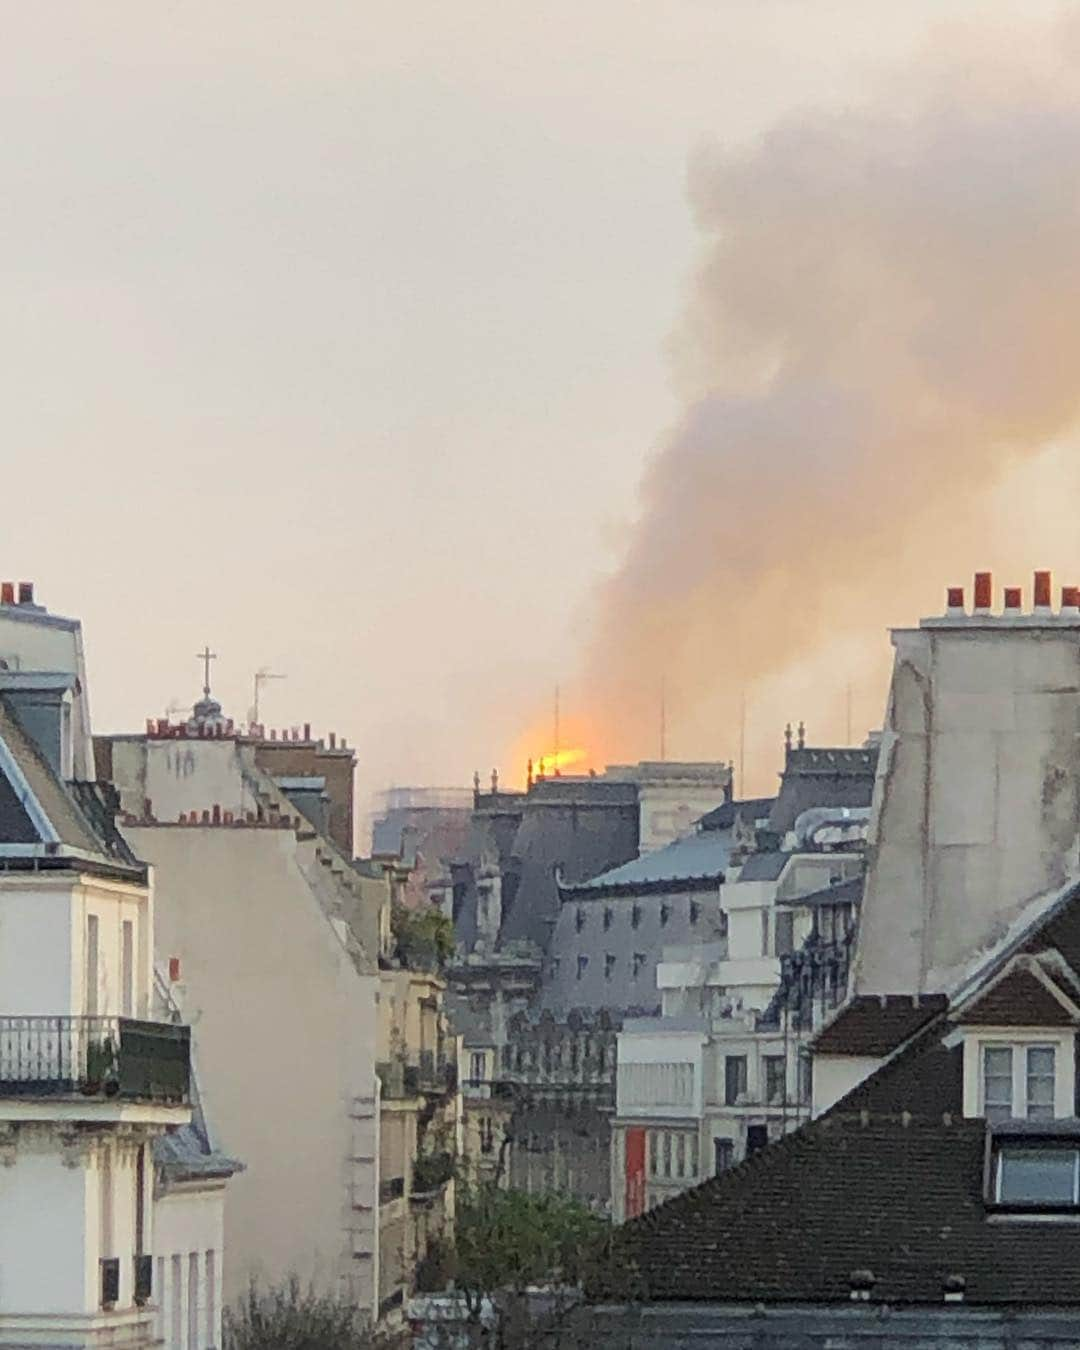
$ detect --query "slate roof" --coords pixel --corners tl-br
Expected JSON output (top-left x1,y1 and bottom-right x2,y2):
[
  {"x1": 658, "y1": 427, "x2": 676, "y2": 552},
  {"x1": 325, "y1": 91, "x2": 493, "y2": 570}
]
[
  {"x1": 561, "y1": 829, "x2": 731, "y2": 898},
  {"x1": 777, "y1": 875, "x2": 864, "y2": 909},
  {"x1": 734, "y1": 850, "x2": 789, "y2": 882},
  {"x1": 607, "y1": 1115, "x2": 1080, "y2": 1306},
  {"x1": 603, "y1": 881, "x2": 1080, "y2": 1309},
  {"x1": 0, "y1": 698, "x2": 146, "y2": 879},
  {"x1": 698, "y1": 797, "x2": 775, "y2": 833},
  {"x1": 813, "y1": 993, "x2": 947, "y2": 1056},
  {"x1": 769, "y1": 746, "x2": 878, "y2": 835}
]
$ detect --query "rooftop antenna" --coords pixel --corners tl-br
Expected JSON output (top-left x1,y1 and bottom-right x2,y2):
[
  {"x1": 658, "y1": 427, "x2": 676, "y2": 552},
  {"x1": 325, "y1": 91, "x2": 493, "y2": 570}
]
[
  {"x1": 553, "y1": 684, "x2": 561, "y2": 776},
  {"x1": 251, "y1": 667, "x2": 286, "y2": 725}
]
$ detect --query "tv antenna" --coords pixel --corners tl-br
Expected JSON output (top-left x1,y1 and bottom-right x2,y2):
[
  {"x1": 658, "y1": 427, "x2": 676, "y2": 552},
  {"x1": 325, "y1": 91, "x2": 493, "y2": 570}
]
[{"x1": 251, "y1": 668, "x2": 286, "y2": 725}]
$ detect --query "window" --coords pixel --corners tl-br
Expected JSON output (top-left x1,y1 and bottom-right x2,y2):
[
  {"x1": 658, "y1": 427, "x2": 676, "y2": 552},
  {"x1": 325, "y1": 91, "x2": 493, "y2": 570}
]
[
  {"x1": 86, "y1": 914, "x2": 99, "y2": 1016},
  {"x1": 764, "y1": 1055, "x2": 786, "y2": 1105},
  {"x1": 981, "y1": 1044, "x2": 1058, "y2": 1122},
  {"x1": 1027, "y1": 1047, "x2": 1056, "y2": 1122},
  {"x1": 603, "y1": 906, "x2": 613, "y2": 931},
  {"x1": 470, "y1": 1051, "x2": 486, "y2": 1084},
  {"x1": 660, "y1": 903, "x2": 671, "y2": 927},
  {"x1": 206, "y1": 1251, "x2": 217, "y2": 1350},
  {"x1": 551, "y1": 957, "x2": 561, "y2": 979},
  {"x1": 688, "y1": 1133, "x2": 699, "y2": 1177},
  {"x1": 798, "y1": 1052, "x2": 812, "y2": 1105},
  {"x1": 648, "y1": 1130, "x2": 658, "y2": 1177},
  {"x1": 576, "y1": 955, "x2": 589, "y2": 981},
  {"x1": 714, "y1": 1137, "x2": 734, "y2": 1174},
  {"x1": 604, "y1": 954, "x2": 616, "y2": 981},
  {"x1": 188, "y1": 1252, "x2": 198, "y2": 1350},
  {"x1": 661, "y1": 1131, "x2": 672, "y2": 1178},
  {"x1": 746, "y1": 1124, "x2": 768, "y2": 1156},
  {"x1": 983, "y1": 1046, "x2": 1013, "y2": 1121},
  {"x1": 575, "y1": 907, "x2": 586, "y2": 933},
  {"x1": 775, "y1": 911, "x2": 795, "y2": 957},
  {"x1": 121, "y1": 920, "x2": 134, "y2": 1018},
  {"x1": 632, "y1": 952, "x2": 646, "y2": 979},
  {"x1": 675, "y1": 1132, "x2": 686, "y2": 1177},
  {"x1": 479, "y1": 1117, "x2": 495, "y2": 1155},
  {"x1": 689, "y1": 900, "x2": 700, "y2": 926},
  {"x1": 761, "y1": 909, "x2": 770, "y2": 955},
  {"x1": 724, "y1": 1055, "x2": 748, "y2": 1106},
  {"x1": 994, "y1": 1146, "x2": 1080, "y2": 1206},
  {"x1": 631, "y1": 904, "x2": 642, "y2": 930}
]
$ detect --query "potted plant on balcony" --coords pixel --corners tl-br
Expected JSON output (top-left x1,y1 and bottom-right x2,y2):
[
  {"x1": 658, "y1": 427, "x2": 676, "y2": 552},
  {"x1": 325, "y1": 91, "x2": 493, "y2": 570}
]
[{"x1": 83, "y1": 1034, "x2": 119, "y2": 1097}]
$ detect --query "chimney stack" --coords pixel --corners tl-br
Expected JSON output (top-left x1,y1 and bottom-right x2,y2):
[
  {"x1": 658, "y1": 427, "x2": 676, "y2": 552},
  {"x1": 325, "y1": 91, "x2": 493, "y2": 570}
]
[
  {"x1": 16, "y1": 582, "x2": 33, "y2": 605},
  {"x1": 1062, "y1": 587, "x2": 1080, "y2": 618},
  {"x1": 946, "y1": 586, "x2": 965, "y2": 616}
]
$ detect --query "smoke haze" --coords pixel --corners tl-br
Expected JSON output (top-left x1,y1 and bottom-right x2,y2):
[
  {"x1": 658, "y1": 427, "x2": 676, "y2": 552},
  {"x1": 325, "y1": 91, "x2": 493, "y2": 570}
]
[{"x1": 581, "y1": 18, "x2": 1080, "y2": 790}]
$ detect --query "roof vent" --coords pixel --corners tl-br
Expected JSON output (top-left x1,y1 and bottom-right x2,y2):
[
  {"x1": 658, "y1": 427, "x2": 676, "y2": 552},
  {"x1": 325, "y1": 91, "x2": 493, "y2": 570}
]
[
  {"x1": 849, "y1": 1269, "x2": 875, "y2": 1302},
  {"x1": 943, "y1": 1274, "x2": 966, "y2": 1304}
]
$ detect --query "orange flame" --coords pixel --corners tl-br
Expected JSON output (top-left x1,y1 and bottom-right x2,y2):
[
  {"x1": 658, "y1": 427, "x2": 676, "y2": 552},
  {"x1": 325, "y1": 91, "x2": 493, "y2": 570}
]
[{"x1": 535, "y1": 747, "x2": 588, "y2": 775}]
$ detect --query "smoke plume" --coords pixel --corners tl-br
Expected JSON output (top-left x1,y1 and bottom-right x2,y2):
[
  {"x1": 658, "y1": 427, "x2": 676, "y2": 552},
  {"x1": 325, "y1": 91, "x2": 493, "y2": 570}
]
[{"x1": 582, "y1": 23, "x2": 1080, "y2": 786}]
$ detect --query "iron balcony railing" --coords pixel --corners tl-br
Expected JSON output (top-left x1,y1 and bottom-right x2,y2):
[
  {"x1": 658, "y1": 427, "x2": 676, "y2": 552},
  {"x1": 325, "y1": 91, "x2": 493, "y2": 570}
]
[{"x1": 0, "y1": 1017, "x2": 190, "y2": 1104}]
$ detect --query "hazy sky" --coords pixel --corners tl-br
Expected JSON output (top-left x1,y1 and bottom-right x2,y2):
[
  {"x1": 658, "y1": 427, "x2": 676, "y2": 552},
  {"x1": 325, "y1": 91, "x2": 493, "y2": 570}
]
[{"x1": 3, "y1": 1, "x2": 1071, "y2": 816}]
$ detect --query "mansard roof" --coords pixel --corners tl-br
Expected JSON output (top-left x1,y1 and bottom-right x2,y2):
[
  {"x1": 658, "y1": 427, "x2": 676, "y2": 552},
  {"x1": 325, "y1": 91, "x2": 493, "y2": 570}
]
[{"x1": 0, "y1": 698, "x2": 145, "y2": 880}]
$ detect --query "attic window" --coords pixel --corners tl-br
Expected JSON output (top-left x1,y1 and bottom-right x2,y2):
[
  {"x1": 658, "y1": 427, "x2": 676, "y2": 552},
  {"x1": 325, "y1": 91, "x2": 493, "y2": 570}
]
[
  {"x1": 982, "y1": 1044, "x2": 1057, "y2": 1123},
  {"x1": 993, "y1": 1145, "x2": 1080, "y2": 1208}
]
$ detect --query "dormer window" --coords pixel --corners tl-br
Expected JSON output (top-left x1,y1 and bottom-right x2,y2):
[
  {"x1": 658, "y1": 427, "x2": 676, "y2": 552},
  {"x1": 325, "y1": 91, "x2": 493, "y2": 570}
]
[{"x1": 981, "y1": 1043, "x2": 1058, "y2": 1122}]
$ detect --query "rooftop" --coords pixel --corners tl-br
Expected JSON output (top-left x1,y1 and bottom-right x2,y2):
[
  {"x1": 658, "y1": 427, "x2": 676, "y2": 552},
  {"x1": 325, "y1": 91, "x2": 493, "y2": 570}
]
[{"x1": 560, "y1": 829, "x2": 731, "y2": 898}]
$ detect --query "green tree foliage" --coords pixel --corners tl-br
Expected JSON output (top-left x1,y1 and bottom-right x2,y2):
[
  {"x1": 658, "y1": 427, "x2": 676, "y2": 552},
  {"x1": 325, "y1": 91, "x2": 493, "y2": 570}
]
[
  {"x1": 454, "y1": 1185, "x2": 608, "y2": 1312},
  {"x1": 223, "y1": 1280, "x2": 384, "y2": 1350},
  {"x1": 391, "y1": 901, "x2": 455, "y2": 971}
]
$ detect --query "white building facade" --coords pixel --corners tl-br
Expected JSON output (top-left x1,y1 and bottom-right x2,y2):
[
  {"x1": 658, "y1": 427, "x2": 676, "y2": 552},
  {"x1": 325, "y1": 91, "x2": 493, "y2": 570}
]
[{"x1": 0, "y1": 586, "x2": 208, "y2": 1349}]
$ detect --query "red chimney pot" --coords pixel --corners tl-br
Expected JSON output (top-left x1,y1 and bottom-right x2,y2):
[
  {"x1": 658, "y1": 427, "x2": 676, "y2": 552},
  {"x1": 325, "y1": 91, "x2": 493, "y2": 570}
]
[
  {"x1": 946, "y1": 587, "x2": 965, "y2": 611},
  {"x1": 212, "y1": 803, "x2": 221, "y2": 825},
  {"x1": 1035, "y1": 571, "x2": 1053, "y2": 609},
  {"x1": 17, "y1": 582, "x2": 33, "y2": 605},
  {"x1": 973, "y1": 572, "x2": 992, "y2": 611},
  {"x1": 1063, "y1": 587, "x2": 1079, "y2": 610},
  {"x1": 168, "y1": 957, "x2": 181, "y2": 982},
  {"x1": 0, "y1": 583, "x2": 14, "y2": 605},
  {"x1": 1004, "y1": 587, "x2": 1022, "y2": 610}
]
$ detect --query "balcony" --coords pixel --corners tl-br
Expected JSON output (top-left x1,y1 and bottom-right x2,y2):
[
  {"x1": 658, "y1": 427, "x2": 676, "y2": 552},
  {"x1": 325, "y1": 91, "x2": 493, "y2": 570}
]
[{"x1": 0, "y1": 1017, "x2": 190, "y2": 1105}]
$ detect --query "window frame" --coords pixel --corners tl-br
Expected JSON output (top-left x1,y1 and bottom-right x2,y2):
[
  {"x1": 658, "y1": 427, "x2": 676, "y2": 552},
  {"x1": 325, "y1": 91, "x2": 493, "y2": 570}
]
[
  {"x1": 990, "y1": 1140, "x2": 1080, "y2": 1211},
  {"x1": 964, "y1": 1029, "x2": 1073, "y2": 1123}
]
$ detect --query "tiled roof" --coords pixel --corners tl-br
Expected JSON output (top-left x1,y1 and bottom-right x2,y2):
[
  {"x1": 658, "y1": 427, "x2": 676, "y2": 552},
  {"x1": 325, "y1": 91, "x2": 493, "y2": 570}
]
[
  {"x1": 607, "y1": 1114, "x2": 1080, "y2": 1306},
  {"x1": 813, "y1": 994, "x2": 948, "y2": 1057},
  {"x1": 604, "y1": 884, "x2": 1080, "y2": 1310}
]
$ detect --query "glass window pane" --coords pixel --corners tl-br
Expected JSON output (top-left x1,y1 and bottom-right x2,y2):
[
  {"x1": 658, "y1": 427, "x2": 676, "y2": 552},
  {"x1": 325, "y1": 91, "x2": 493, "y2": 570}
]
[
  {"x1": 983, "y1": 1045, "x2": 1013, "y2": 1119},
  {"x1": 1027, "y1": 1045, "x2": 1056, "y2": 1120},
  {"x1": 998, "y1": 1148, "x2": 1078, "y2": 1204}
]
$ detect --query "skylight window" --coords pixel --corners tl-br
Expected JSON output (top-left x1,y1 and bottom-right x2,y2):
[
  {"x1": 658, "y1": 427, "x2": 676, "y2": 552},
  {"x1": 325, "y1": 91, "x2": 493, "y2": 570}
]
[{"x1": 994, "y1": 1146, "x2": 1080, "y2": 1207}]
